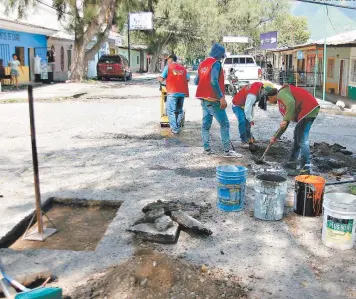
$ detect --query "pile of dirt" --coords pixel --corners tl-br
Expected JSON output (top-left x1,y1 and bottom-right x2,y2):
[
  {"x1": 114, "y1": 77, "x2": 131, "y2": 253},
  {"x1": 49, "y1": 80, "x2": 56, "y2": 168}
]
[
  {"x1": 67, "y1": 249, "x2": 247, "y2": 299},
  {"x1": 251, "y1": 141, "x2": 356, "y2": 175}
]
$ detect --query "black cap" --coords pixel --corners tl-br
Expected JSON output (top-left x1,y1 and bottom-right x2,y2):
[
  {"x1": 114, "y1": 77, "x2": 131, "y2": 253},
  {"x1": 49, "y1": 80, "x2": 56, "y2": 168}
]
[{"x1": 168, "y1": 54, "x2": 177, "y2": 62}]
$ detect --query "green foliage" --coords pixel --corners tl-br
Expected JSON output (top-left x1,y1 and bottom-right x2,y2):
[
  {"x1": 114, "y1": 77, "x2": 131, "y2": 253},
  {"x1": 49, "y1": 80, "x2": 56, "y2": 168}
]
[{"x1": 264, "y1": 15, "x2": 310, "y2": 47}]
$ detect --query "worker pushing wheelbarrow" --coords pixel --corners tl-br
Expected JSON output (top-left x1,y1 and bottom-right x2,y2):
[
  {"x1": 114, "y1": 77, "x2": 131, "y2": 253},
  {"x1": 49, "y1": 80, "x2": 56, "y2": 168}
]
[{"x1": 158, "y1": 54, "x2": 190, "y2": 134}]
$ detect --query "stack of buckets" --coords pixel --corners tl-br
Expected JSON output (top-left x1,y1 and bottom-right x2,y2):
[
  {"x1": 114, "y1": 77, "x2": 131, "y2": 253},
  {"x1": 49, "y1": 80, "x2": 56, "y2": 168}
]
[
  {"x1": 216, "y1": 165, "x2": 248, "y2": 212},
  {"x1": 295, "y1": 175, "x2": 356, "y2": 250}
]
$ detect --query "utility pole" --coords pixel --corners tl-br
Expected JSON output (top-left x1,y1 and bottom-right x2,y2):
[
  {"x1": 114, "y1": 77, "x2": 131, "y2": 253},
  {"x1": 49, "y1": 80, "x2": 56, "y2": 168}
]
[
  {"x1": 128, "y1": 13, "x2": 131, "y2": 67},
  {"x1": 322, "y1": 6, "x2": 327, "y2": 101}
]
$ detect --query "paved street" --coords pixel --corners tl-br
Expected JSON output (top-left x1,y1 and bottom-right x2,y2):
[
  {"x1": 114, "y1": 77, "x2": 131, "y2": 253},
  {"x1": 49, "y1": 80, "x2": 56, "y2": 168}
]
[{"x1": 0, "y1": 79, "x2": 356, "y2": 298}]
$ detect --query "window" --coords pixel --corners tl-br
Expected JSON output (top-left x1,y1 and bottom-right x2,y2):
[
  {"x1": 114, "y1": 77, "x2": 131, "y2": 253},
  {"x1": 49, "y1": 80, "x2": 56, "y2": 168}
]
[
  {"x1": 351, "y1": 59, "x2": 356, "y2": 83},
  {"x1": 224, "y1": 58, "x2": 233, "y2": 64},
  {"x1": 327, "y1": 58, "x2": 335, "y2": 78},
  {"x1": 137, "y1": 56, "x2": 139, "y2": 65},
  {"x1": 15, "y1": 47, "x2": 25, "y2": 65},
  {"x1": 246, "y1": 57, "x2": 254, "y2": 64},
  {"x1": 67, "y1": 50, "x2": 72, "y2": 71}
]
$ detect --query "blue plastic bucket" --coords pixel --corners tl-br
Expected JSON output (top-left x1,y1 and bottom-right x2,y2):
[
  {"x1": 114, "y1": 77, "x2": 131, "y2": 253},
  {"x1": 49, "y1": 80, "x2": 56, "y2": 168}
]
[{"x1": 216, "y1": 165, "x2": 248, "y2": 212}]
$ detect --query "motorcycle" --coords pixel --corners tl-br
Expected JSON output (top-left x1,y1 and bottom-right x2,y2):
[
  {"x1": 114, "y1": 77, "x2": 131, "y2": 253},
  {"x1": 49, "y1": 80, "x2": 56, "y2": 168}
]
[{"x1": 227, "y1": 68, "x2": 239, "y2": 96}]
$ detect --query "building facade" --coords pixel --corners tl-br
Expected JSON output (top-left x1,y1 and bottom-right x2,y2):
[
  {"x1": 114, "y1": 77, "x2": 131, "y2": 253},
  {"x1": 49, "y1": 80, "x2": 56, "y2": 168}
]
[{"x1": 0, "y1": 19, "x2": 55, "y2": 84}]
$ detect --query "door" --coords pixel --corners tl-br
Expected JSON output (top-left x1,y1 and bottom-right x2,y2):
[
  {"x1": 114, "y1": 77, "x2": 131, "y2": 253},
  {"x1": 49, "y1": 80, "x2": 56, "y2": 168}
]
[
  {"x1": 339, "y1": 59, "x2": 348, "y2": 97},
  {"x1": 28, "y1": 48, "x2": 35, "y2": 81}
]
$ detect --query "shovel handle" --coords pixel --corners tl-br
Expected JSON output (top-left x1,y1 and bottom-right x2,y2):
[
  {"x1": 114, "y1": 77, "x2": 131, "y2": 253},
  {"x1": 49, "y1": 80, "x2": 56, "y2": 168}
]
[{"x1": 260, "y1": 142, "x2": 272, "y2": 160}]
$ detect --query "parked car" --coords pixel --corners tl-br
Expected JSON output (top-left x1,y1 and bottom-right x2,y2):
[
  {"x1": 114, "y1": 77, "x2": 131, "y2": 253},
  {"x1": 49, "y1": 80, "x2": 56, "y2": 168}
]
[
  {"x1": 97, "y1": 55, "x2": 132, "y2": 81},
  {"x1": 222, "y1": 55, "x2": 262, "y2": 88}
]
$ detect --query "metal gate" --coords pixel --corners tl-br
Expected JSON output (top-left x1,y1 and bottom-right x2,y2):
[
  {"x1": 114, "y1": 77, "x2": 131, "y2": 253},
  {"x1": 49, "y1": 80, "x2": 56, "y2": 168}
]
[{"x1": 0, "y1": 44, "x2": 10, "y2": 65}]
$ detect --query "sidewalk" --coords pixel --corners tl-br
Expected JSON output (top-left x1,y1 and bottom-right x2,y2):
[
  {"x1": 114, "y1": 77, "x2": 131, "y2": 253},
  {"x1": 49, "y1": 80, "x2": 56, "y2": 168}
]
[{"x1": 0, "y1": 82, "x2": 99, "y2": 101}]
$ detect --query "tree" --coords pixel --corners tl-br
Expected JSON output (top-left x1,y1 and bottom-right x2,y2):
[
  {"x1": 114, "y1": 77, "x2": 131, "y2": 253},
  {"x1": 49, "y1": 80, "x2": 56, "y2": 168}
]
[
  {"x1": 266, "y1": 15, "x2": 310, "y2": 47},
  {"x1": 7, "y1": 0, "x2": 121, "y2": 81}
]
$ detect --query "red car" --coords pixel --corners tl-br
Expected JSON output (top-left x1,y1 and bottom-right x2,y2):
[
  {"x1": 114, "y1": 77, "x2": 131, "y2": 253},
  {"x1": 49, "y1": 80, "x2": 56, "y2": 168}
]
[{"x1": 97, "y1": 55, "x2": 132, "y2": 81}]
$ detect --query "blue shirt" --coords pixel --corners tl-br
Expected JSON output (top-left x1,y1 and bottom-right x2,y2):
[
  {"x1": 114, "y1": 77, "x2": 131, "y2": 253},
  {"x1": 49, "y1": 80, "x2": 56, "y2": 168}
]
[
  {"x1": 161, "y1": 64, "x2": 190, "y2": 97},
  {"x1": 194, "y1": 61, "x2": 223, "y2": 100}
]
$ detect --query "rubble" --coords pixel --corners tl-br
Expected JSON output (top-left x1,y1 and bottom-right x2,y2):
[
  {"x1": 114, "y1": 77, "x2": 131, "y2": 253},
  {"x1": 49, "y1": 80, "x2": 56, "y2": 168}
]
[
  {"x1": 127, "y1": 223, "x2": 179, "y2": 244},
  {"x1": 128, "y1": 201, "x2": 212, "y2": 243},
  {"x1": 154, "y1": 215, "x2": 173, "y2": 231},
  {"x1": 171, "y1": 210, "x2": 213, "y2": 236},
  {"x1": 134, "y1": 208, "x2": 165, "y2": 225}
]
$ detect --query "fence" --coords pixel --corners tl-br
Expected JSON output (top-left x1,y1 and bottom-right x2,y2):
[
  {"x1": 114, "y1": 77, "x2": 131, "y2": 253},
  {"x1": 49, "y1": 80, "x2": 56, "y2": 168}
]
[{"x1": 264, "y1": 69, "x2": 323, "y2": 88}]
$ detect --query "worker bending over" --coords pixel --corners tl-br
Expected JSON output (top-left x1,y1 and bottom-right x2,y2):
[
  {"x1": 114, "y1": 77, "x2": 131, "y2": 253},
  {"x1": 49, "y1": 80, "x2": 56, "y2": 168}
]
[
  {"x1": 267, "y1": 85, "x2": 320, "y2": 175},
  {"x1": 232, "y1": 82, "x2": 270, "y2": 148},
  {"x1": 195, "y1": 43, "x2": 242, "y2": 158},
  {"x1": 158, "y1": 54, "x2": 190, "y2": 134}
]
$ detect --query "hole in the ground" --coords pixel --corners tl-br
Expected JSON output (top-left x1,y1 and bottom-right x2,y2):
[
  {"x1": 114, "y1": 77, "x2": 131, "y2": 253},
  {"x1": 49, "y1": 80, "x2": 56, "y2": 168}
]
[{"x1": 2, "y1": 198, "x2": 121, "y2": 251}]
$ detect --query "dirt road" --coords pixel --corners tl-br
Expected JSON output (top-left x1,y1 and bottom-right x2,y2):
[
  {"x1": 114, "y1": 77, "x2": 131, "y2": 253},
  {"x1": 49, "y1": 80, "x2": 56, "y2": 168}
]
[{"x1": 0, "y1": 79, "x2": 355, "y2": 299}]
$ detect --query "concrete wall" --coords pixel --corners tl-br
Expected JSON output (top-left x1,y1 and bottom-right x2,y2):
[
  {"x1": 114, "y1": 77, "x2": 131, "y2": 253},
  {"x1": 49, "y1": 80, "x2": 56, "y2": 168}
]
[
  {"x1": 48, "y1": 38, "x2": 74, "y2": 81},
  {"x1": 349, "y1": 47, "x2": 356, "y2": 100},
  {"x1": 117, "y1": 48, "x2": 147, "y2": 72}
]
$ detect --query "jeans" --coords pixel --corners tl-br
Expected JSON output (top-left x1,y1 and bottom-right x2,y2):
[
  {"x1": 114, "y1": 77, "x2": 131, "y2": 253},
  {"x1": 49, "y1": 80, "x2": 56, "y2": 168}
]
[
  {"x1": 167, "y1": 95, "x2": 185, "y2": 133},
  {"x1": 201, "y1": 100, "x2": 231, "y2": 152},
  {"x1": 232, "y1": 106, "x2": 252, "y2": 143},
  {"x1": 290, "y1": 117, "x2": 315, "y2": 167}
]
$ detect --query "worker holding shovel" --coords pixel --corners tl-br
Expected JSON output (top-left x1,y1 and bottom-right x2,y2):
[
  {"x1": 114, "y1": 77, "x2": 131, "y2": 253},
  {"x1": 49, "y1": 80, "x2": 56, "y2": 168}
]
[
  {"x1": 158, "y1": 54, "x2": 190, "y2": 134},
  {"x1": 266, "y1": 85, "x2": 320, "y2": 175},
  {"x1": 232, "y1": 82, "x2": 272, "y2": 148}
]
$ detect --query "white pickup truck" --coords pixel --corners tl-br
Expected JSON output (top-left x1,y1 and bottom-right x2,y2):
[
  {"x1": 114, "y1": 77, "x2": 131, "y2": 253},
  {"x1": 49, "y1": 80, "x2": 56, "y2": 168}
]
[{"x1": 223, "y1": 55, "x2": 262, "y2": 87}]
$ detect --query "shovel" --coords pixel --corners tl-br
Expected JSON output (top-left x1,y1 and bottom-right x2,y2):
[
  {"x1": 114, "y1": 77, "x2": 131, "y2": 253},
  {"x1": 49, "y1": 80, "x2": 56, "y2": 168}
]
[{"x1": 256, "y1": 142, "x2": 273, "y2": 164}]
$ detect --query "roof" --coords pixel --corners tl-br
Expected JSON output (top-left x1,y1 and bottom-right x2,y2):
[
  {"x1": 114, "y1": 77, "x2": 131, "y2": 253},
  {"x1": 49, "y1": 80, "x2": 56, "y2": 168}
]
[
  {"x1": 313, "y1": 30, "x2": 356, "y2": 45},
  {"x1": 0, "y1": 17, "x2": 56, "y2": 35},
  {"x1": 270, "y1": 30, "x2": 356, "y2": 53}
]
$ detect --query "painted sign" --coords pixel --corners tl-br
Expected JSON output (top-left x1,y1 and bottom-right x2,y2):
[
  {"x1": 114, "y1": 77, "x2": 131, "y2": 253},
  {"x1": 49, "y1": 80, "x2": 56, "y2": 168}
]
[
  {"x1": 0, "y1": 31, "x2": 20, "y2": 41},
  {"x1": 297, "y1": 50, "x2": 304, "y2": 60},
  {"x1": 129, "y1": 12, "x2": 153, "y2": 30},
  {"x1": 260, "y1": 31, "x2": 277, "y2": 50},
  {"x1": 223, "y1": 36, "x2": 249, "y2": 43}
]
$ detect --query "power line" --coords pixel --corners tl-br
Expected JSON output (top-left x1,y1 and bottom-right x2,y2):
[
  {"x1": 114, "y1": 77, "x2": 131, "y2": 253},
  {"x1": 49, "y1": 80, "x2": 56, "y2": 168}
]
[
  {"x1": 326, "y1": 6, "x2": 339, "y2": 35},
  {"x1": 35, "y1": 0, "x2": 71, "y2": 16},
  {"x1": 293, "y1": 0, "x2": 356, "y2": 10}
]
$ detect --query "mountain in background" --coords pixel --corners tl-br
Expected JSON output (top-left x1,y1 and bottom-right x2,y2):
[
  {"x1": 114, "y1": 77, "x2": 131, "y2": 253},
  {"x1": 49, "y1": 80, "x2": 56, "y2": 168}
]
[{"x1": 292, "y1": 1, "x2": 356, "y2": 41}]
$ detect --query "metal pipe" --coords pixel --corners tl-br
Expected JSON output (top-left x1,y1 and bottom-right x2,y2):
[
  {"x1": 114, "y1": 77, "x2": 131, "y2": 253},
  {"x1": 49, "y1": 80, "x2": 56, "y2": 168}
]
[{"x1": 28, "y1": 85, "x2": 44, "y2": 236}]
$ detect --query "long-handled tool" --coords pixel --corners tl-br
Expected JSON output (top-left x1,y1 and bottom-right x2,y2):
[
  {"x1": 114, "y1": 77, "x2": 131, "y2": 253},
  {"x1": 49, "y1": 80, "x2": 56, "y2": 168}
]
[
  {"x1": 256, "y1": 142, "x2": 273, "y2": 164},
  {"x1": 0, "y1": 271, "x2": 17, "y2": 299}
]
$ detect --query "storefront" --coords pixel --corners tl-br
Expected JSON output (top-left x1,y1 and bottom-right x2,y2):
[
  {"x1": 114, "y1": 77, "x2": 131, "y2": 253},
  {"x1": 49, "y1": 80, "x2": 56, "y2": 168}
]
[{"x1": 0, "y1": 19, "x2": 55, "y2": 84}]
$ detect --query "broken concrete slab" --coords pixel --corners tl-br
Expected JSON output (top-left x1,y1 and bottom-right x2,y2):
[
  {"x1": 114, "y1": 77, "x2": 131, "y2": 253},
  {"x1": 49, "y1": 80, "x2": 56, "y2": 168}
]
[
  {"x1": 155, "y1": 215, "x2": 173, "y2": 232},
  {"x1": 127, "y1": 223, "x2": 179, "y2": 244},
  {"x1": 340, "y1": 149, "x2": 353, "y2": 156},
  {"x1": 142, "y1": 200, "x2": 203, "y2": 218},
  {"x1": 134, "y1": 208, "x2": 165, "y2": 225},
  {"x1": 170, "y1": 210, "x2": 212, "y2": 236}
]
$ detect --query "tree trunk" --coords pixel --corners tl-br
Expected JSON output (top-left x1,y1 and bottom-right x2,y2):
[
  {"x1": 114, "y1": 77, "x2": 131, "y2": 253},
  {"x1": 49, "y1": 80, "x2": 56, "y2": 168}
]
[
  {"x1": 149, "y1": 51, "x2": 160, "y2": 73},
  {"x1": 70, "y1": 38, "x2": 88, "y2": 81}
]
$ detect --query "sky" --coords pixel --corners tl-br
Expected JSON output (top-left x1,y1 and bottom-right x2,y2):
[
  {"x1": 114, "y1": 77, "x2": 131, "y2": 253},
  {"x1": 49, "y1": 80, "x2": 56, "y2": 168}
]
[{"x1": 291, "y1": 0, "x2": 356, "y2": 41}]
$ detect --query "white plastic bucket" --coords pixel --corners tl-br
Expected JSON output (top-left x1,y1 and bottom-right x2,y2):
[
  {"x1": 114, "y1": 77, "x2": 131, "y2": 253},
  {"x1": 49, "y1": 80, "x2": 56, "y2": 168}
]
[{"x1": 322, "y1": 193, "x2": 356, "y2": 250}]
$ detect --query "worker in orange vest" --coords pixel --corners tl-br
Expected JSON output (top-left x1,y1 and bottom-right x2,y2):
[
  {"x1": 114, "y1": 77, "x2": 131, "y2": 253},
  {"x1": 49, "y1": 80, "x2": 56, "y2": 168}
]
[
  {"x1": 232, "y1": 82, "x2": 270, "y2": 148},
  {"x1": 195, "y1": 43, "x2": 242, "y2": 158},
  {"x1": 158, "y1": 54, "x2": 190, "y2": 134},
  {"x1": 267, "y1": 85, "x2": 320, "y2": 175}
]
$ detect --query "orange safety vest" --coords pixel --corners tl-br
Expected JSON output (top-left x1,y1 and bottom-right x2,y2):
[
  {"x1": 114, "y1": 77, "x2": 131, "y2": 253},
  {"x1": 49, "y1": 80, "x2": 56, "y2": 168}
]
[
  {"x1": 278, "y1": 85, "x2": 320, "y2": 122},
  {"x1": 232, "y1": 82, "x2": 263, "y2": 106},
  {"x1": 195, "y1": 57, "x2": 225, "y2": 101},
  {"x1": 166, "y1": 63, "x2": 189, "y2": 97}
]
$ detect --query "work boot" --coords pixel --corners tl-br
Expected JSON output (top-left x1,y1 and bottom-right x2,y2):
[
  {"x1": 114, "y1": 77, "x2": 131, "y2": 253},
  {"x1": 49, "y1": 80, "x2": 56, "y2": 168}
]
[{"x1": 283, "y1": 161, "x2": 297, "y2": 170}]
